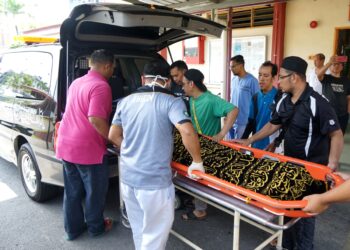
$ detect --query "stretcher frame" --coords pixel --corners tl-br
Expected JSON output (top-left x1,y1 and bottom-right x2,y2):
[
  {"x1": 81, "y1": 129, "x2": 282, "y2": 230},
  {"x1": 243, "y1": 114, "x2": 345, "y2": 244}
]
[{"x1": 171, "y1": 174, "x2": 298, "y2": 250}]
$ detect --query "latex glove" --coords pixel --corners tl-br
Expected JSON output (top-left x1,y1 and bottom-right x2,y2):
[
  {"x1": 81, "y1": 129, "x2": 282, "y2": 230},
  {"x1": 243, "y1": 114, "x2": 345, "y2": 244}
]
[{"x1": 187, "y1": 162, "x2": 205, "y2": 179}]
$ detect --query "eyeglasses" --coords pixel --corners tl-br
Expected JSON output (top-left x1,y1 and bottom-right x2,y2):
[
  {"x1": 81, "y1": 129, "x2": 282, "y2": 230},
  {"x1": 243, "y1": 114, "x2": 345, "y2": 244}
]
[{"x1": 278, "y1": 73, "x2": 293, "y2": 80}]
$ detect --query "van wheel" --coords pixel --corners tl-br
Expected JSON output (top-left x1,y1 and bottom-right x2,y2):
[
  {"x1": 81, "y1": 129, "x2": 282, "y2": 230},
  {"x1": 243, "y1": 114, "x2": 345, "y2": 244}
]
[{"x1": 18, "y1": 143, "x2": 57, "y2": 202}]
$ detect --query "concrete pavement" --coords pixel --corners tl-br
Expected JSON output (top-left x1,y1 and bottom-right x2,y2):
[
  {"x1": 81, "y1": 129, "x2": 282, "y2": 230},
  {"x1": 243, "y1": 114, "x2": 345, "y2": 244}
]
[{"x1": 0, "y1": 157, "x2": 349, "y2": 250}]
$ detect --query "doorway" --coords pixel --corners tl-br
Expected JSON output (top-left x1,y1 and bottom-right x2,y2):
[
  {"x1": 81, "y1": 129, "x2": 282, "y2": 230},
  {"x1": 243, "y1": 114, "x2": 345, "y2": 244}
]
[{"x1": 335, "y1": 28, "x2": 350, "y2": 78}]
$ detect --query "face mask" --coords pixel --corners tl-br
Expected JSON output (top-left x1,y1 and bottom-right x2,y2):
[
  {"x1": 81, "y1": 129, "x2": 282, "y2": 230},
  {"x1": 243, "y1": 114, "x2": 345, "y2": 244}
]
[{"x1": 144, "y1": 75, "x2": 168, "y2": 89}]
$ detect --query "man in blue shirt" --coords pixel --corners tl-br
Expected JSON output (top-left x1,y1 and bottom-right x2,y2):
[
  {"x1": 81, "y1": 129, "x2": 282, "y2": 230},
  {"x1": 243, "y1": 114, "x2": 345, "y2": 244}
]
[
  {"x1": 242, "y1": 61, "x2": 278, "y2": 149},
  {"x1": 108, "y1": 60, "x2": 203, "y2": 250},
  {"x1": 229, "y1": 55, "x2": 259, "y2": 139}
]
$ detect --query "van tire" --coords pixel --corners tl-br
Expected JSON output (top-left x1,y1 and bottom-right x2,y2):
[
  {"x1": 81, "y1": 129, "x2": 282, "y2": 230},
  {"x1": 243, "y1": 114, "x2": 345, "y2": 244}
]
[{"x1": 18, "y1": 143, "x2": 58, "y2": 202}]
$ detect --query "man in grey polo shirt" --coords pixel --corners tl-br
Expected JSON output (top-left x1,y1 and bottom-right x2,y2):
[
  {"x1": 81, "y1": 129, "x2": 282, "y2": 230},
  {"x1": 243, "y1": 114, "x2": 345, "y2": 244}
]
[{"x1": 108, "y1": 60, "x2": 203, "y2": 250}]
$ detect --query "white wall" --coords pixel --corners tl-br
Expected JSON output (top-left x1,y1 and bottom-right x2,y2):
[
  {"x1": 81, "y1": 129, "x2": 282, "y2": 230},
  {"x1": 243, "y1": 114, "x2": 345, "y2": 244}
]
[{"x1": 284, "y1": 0, "x2": 350, "y2": 75}]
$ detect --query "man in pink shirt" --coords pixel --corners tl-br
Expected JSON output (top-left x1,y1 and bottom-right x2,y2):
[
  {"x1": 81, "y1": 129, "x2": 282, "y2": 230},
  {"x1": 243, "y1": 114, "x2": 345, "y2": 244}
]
[{"x1": 56, "y1": 49, "x2": 114, "y2": 240}]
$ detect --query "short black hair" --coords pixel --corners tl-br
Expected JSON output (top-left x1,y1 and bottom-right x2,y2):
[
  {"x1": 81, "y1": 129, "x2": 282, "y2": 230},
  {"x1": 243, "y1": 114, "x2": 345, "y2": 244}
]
[
  {"x1": 261, "y1": 61, "x2": 278, "y2": 77},
  {"x1": 170, "y1": 60, "x2": 188, "y2": 71},
  {"x1": 143, "y1": 60, "x2": 170, "y2": 78},
  {"x1": 90, "y1": 49, "x2": 114, "y2": 65},
  {"x1": 315, "y1": 53, "x2": 325, "y2": 61},
  {"x1": 230, "y1": 55, "x2": 245, "y2": 65}
]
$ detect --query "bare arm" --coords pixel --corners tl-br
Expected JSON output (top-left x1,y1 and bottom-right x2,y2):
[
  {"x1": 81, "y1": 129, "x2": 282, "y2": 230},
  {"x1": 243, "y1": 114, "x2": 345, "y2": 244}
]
[
  {"x1": 176, "y1": 122, "x2": 202, "y2": 163},
  {"x1": 213, "y1": 107, "x2": 239, "y2": 142},
  {"x1": 347, "y1": 95, "x2": 350, "y2": 113},
  {"x1": 108, "y1": 124, "x2": 123, "y2": 149},
  {"x1": 89, "y1": 116, "x2": 110, "y2": 140},
  {"x1": 232, "y1": 122, "x2": 281, "y2": 146},
  {"x1": 327, "y1": 129, "x2": 344, "y2": 171},
  {"x1": 303, "y1": 177, "x2": 350, "y2": 214},
  {"x1": 317, "y1": 55, "x2": 336, "y2": 81}
]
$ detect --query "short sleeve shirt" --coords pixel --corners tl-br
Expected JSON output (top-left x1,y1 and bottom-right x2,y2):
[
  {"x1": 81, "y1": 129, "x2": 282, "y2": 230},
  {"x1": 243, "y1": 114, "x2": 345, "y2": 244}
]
[
  {"x1": 321, "y1": 74, "x2": 350, "y2": 116},
  {"x1": 56, "y1": 70, "x2": 112, "y2": 164},
  {"x1": 190, "y1": 91, "x2": 235, "y2": 136},
  {"x1": 270, "y1": 85, "x2": 340, "y2": 165},
  {"x1": 112, "y1": 86, "x2": 190, "y2": 189},
  {"x1": 230, "y1": 73, "x2": 259, "y2": 125},
  {"x1": 248, "y1": 87, "x2": 278, "y2": 149}
]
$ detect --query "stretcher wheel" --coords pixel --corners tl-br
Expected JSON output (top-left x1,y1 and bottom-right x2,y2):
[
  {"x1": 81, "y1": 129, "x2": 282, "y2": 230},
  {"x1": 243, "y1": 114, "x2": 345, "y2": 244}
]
[
  {"x1": 120, "y1": 206, "x2": 131, "y2": 229},
  {"x1": 174, "y1": 193, "x2": 182, "y2": 210},
  {"x1": 122, "y1": 217, "x2": 131, "y2": 229}
]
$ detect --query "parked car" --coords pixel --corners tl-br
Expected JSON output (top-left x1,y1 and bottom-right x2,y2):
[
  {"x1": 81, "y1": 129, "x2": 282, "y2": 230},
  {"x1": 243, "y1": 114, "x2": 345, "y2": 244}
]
[{"x1": 0, "y1": 3, "x2": 224, "y2": 202}]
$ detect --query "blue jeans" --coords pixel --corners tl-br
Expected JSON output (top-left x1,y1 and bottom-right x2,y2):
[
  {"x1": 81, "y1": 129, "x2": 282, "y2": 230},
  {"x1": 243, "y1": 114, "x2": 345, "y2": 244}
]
[
  {"x1": 283, "y1": 217, "x2": 316, "y2": 250},
  {"x1": 63, "y1": 156, "x2": 109, "y2": 239}
]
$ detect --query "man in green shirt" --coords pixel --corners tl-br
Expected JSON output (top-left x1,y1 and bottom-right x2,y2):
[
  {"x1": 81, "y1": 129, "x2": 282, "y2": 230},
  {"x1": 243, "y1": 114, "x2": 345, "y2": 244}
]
[
  {"x1": 182, "y1": 69, "x2": 238, "y2": 141},
  {"x1": 181, "y1": 69, "x2": 238, "y2": 220}
]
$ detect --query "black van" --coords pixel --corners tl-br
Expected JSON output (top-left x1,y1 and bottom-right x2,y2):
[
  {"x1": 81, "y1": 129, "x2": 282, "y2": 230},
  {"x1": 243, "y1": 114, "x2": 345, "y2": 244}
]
[{"x1": 0, "y1": 3, "x2": 224, "y2": 202}]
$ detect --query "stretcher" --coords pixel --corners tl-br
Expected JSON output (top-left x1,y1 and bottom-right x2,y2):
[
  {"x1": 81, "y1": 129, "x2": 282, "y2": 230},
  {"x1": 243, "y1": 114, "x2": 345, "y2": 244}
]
[
  {"x1": 171, "y1": 173, "x2": 298, "y2": 250},
  {"x1": 171, "y1": 135, "x2": 344, "y2": 218},
  {"x1": 170, "y1": 136, "x2": 343, "y2": 250}
]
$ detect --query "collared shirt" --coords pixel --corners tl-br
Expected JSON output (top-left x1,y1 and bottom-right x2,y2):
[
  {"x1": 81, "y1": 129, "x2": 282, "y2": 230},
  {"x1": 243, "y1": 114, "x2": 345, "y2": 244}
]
[
  {"x1": 190, "y1": 91, "x2": 235, "y2": 136},
  {"x1": 170, "y1": 81, "x2": 190, "y2": 113},
  {"x1": 248, "y1": 87, "x2": 278, "y2": 149},
  {"x1": 56, "y1": 70, "x2": 112, "y2": 164},
  {"x1": 112, "y1": 86, "x2": 190, "y2": 189},
  {"x1": 170, "y1": 81, "x2": 185, "y2": 97},
  {"x1": 270, "y1": 85, "x2": 340, "y2": 165},
  {"x1": 230, "y1": 73, "x2": 259, "y2": 125}
]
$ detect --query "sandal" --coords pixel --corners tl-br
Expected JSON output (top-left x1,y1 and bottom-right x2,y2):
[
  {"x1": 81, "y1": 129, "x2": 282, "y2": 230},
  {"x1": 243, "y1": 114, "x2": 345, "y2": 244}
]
[
  {"x1": 182, "y1": 210, "x2": 207, "y2": 221},
  {"x1": 91, "y1": 217, "x2": 114, "y2": 237},
  {"x1": 104, "y1": 217, "x2": 114, "y2": 232}
]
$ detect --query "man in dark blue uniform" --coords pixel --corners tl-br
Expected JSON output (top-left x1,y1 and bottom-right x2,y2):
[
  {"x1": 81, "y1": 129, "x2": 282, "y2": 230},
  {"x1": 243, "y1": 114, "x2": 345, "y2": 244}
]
[{"x1": 233, "y1": 56, "x2": 344, "y2": 250}]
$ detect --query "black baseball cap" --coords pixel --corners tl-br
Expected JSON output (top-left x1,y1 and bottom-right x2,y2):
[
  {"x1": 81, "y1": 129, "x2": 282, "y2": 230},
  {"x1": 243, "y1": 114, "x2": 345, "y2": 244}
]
[{"x1": 281, "y1": 56, "x2": 308, "y2": 75}]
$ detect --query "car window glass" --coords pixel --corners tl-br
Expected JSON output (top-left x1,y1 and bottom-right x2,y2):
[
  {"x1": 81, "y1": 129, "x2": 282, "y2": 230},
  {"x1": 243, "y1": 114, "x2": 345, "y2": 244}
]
[{"x1": 0, "y1": 52, "x2": 52, "y2": 100}]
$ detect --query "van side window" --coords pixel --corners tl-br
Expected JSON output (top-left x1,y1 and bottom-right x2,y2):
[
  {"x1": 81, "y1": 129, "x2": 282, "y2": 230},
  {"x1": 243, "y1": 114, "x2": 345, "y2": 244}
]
[{"x1": 0, "y1": 52, "x2": 53, "y2": 100}]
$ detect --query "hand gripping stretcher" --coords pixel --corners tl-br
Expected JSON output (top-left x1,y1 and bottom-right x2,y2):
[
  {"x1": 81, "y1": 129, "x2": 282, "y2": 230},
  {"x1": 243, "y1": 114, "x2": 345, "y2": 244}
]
[{"x1": 169, "y1": 135, "x2": 344, "y2": 250}]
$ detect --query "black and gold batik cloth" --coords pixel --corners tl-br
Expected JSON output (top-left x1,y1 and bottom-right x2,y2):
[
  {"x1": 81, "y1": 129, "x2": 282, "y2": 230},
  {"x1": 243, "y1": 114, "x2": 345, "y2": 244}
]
[{"x1": 172, "y1": 131, "x2": 328, "y2": 201}]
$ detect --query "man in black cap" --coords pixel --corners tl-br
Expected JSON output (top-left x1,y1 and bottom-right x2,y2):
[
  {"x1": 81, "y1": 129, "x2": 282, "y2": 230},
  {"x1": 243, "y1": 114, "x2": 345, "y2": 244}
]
[
  {"x1": 233, "y1": 56, "x2": 343, "y2": 250},
  {"x1": 181, "y1": 68, "x2": 238, "y2": 220}
]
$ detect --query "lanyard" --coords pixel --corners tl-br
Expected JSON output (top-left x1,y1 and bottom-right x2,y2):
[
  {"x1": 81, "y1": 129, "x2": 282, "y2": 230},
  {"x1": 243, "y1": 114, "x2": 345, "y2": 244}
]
[{"x1": 191, "y1": 99, "x2": 202, "y2": 135}]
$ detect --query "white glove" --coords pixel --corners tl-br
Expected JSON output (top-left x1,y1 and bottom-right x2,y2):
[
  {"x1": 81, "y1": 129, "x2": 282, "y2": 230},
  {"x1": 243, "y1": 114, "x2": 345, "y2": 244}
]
[{"x1": 187, "y1": 162, "x2": 205, "y2": 179}]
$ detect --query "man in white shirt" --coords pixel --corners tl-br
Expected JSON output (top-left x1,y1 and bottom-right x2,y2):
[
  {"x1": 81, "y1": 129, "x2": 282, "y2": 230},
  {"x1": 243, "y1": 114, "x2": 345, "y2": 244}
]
[{"x1": 307, "y1": 53, "x2": 327, "y2": 95}]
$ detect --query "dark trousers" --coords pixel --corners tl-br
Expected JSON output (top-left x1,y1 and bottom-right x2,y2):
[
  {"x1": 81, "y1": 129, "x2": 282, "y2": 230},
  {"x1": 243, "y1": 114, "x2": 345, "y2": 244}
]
[
  {"x1": 338, "y1": 113, "x2": 349, "y2": 135},
  {"x1": 63, "y1": 156, "x2": 109, "y2": 238},
  {"x1": 283, "y1": 217, "x2": 316, "y2": 250}
]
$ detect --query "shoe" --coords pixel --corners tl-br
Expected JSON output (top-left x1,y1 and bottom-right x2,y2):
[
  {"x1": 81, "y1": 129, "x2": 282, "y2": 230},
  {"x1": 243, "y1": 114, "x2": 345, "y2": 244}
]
[
  {"x1": 181, "y1": 209, "x2": 207, "y2": 221},
  {"x1": 65, "y1": 223, "x2": 87, "y2": 241}
]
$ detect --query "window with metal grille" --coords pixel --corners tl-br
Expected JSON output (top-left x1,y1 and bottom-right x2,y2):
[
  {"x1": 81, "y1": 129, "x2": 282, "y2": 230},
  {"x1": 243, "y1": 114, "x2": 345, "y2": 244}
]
[{"x1": 216, "y1": 6, "x2": 273, "y2": 29}]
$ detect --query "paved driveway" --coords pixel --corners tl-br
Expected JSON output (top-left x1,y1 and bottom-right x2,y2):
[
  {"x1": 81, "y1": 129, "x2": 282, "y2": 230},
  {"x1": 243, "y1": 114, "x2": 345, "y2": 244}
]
[{"x1": 0, "y1": 157, "x2": 349, "y2": 250}]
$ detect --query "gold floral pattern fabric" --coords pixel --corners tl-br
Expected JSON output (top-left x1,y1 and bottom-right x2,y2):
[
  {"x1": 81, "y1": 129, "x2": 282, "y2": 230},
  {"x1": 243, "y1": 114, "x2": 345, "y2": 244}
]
[{"x1": 172, "y1": 131, "x2": 328, "y2": 201}]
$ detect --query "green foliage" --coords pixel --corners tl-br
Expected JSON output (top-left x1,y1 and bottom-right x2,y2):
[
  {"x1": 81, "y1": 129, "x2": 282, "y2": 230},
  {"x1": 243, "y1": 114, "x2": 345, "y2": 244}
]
[
  {"x1": 1, "y1": 0, "x2": 24, "y2": 15},
  {"x1": 1, "y1": 71, "x2": 49, "y2": 93}
]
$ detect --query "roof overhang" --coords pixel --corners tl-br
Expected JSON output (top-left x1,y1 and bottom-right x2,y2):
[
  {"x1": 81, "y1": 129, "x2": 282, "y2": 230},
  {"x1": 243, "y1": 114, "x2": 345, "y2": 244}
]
[{"x1": 128, "y1": 0, "x2": 286, "y2": 13}]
